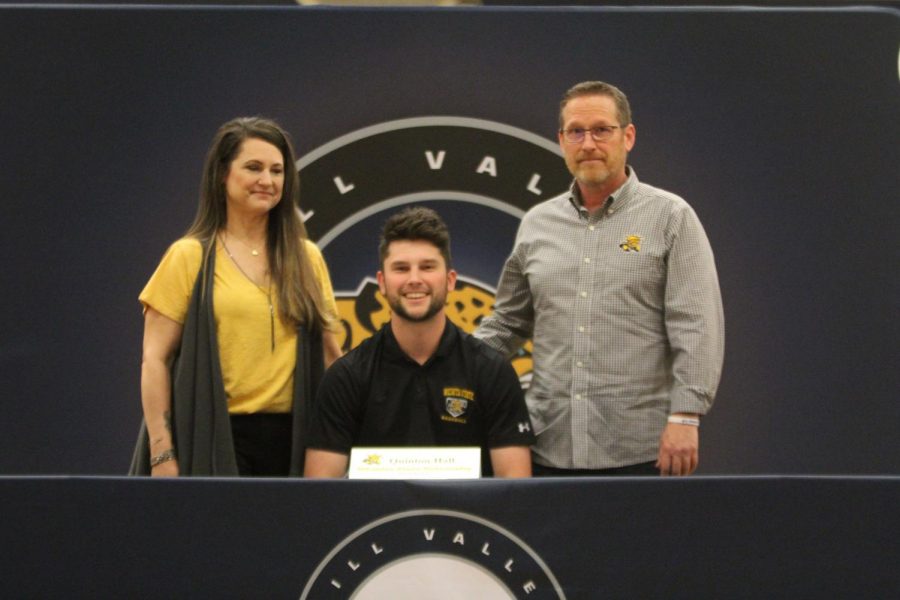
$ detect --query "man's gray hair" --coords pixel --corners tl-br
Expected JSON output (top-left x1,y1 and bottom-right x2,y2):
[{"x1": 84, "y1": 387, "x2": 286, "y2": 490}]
[{"x1": 559, "y1": 81, "x2": 632, "y2": 128}]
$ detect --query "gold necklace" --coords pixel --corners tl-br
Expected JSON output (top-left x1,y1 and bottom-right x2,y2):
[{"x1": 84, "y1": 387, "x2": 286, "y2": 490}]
[
  {"x1": 225, "y1": 230, "x2": 262, "y2": 256},
  {"x1": 219, "y1": 235, "x2": 275, "y2": 352}
]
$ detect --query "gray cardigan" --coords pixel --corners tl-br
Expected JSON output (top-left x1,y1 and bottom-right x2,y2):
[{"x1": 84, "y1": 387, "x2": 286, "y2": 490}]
[{"x1": 129, "y1": 240, "x2": 324, "y2": 476}]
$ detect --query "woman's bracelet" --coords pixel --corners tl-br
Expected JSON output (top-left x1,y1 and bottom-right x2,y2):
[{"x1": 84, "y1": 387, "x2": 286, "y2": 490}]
[{"x1": 150, "y1": 448, "x2": 177, "y2": 468}]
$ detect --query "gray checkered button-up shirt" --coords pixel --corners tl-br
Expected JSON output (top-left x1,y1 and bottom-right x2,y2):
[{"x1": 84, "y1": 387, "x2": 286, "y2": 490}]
[{"x1": 475, "y1": 168, "x2": 724, "y2": 469}]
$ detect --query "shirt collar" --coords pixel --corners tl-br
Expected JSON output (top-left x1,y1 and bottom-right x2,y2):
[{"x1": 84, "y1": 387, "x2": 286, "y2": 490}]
[
  {"x1": 382, "y1": 317, "x2": 457, "y2": 365},
  {"x1": 567, "y1": 166, "x2": 639, "y2": 215}
]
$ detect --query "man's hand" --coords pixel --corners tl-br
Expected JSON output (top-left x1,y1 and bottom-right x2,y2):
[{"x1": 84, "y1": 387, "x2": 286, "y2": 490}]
[
  {"x1": 656, "y1": 417, "x2": 699, "y2": 476},
  {"x1": 304, "y1": 449, "x2": 350, "y2": 478},
  {"x1": 489, "y1": 446, "x2": 532, "y2": 478}
]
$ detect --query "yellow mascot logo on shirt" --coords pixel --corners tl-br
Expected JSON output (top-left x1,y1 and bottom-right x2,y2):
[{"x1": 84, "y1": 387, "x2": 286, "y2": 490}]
[{"x1": 619, "y1": 235, "x2": 642, "y2": 252}]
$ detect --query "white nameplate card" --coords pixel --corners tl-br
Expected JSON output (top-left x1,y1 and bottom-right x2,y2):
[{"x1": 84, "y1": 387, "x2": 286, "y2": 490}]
[{"x1": 347, "y1": 447, "x2": 481, "y2": 479}]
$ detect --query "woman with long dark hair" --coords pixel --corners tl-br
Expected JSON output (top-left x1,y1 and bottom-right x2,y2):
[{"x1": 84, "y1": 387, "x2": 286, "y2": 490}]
[{"x1": 132, "y1": 117, "x2": 341, "y2": 477}]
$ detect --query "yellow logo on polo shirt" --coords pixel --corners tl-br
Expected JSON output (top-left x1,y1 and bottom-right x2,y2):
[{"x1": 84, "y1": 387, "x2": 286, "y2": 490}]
[
  {"x1": 442, "y1": 387, "x2": 475, "y2": 423},
  {"x1": 363, "y1": 454, "x2": 382, "y2": 465},
  {"x1": 619, "y1": 235, "x2": 641, "y2": 252}
]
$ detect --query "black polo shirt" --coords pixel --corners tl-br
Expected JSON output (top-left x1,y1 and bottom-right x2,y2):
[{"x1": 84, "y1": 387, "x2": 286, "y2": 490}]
[{"x1": 307, "y1": 319, "x2": 535, "y2": 476}]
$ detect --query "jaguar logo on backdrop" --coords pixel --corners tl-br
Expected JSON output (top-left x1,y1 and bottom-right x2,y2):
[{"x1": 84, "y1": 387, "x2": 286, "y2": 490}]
[
  {"x1": 296, "y1": 116, "x2": 571, "y2": 385},
  {"x1": 299, "y1": 510, "x2": 566, "y2": 599}
]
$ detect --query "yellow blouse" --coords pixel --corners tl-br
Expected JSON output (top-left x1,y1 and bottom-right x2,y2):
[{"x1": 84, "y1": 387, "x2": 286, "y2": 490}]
[{"x1": 139, "y1": 237, "x2": 337, "y2": 414}]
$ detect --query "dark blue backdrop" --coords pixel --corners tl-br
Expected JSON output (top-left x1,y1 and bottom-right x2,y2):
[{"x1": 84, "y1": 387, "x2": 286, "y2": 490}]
[{"x1": 0, "y1": 5, "x2": 897, "y2": 474}]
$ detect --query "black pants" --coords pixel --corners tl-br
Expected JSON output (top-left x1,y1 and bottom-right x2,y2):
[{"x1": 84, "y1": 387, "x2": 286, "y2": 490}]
[
  {"x1": 229, "y1": 413, "x2": 293, "y2": 477},
  {"x1": 532, "y1": 460, "x2": 659, "y2": 477}
]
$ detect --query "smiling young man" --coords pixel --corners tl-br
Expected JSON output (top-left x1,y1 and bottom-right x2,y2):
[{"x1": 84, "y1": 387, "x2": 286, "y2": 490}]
[
  {"x1": 304, "y1": 207, "x2": 534, "y2": 478},
  {"x1": 475, "y1": 81, "x2": 725, "y2": 477}
]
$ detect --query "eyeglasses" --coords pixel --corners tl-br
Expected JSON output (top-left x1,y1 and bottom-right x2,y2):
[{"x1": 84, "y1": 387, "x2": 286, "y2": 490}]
[{"x1": 560, "y1": 125, "x2": 623, "y2": 144}]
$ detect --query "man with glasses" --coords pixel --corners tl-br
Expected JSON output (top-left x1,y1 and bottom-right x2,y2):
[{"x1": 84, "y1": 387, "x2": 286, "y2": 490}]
[{"x1": 475, "y1": 81, "x2": 724, "y2": 477}]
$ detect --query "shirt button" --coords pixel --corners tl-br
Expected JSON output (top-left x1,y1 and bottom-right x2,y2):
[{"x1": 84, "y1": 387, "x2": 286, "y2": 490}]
[
  {"x1": 575, "y1": 394, "x2": 582, "y2": 400},
  {"x1": 576, "y1": 361, "x2": 584, "y2": 368},
  {"x1": 580, "y1": 291, "x2": 587, "y2": 298},
  {"x1": 588, "y1": 225, "x2": 595, "y2": 231},
  {"x1": 583, "y1": 257, "x2": 590, "y2": 263},
  {"x1": 578, "y1": 326, "x2": 585, "y2": 332}
]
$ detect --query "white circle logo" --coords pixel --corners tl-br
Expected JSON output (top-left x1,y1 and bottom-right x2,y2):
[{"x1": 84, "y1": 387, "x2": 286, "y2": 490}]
[
  {"x1": 300, "y1": 509, "x2": 567, "y2": 599},
  {"x1": 296, "y1": 116, "x2": 570, "y2": 384}
]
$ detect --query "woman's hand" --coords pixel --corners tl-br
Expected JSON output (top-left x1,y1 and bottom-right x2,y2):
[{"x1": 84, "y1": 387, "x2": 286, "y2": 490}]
[
  {"x1": 141, "y1": 308, "x2": 184, "y2": 474},
  {"x1": 151, "y1": 459, "x2": 180, "y2": 478}
]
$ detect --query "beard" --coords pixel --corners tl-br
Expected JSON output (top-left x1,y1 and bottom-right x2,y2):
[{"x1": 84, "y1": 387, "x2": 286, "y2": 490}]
[
  {"x1": 387, "y1": 286, "x2": 448, "y2": 323},
  {"x1": 573, "y1": 155, "x2": 612, "y2": 187}
]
